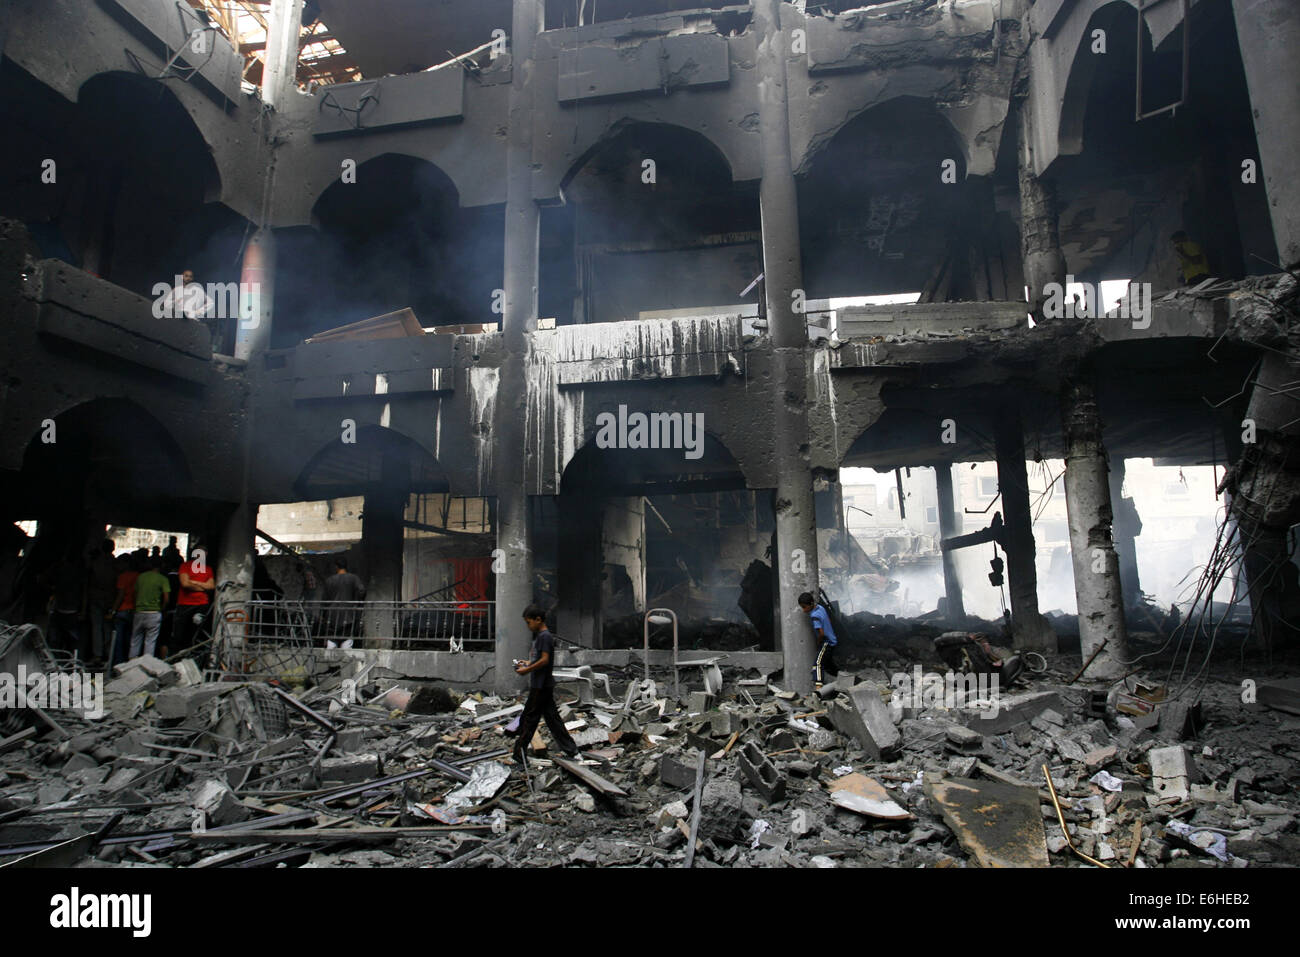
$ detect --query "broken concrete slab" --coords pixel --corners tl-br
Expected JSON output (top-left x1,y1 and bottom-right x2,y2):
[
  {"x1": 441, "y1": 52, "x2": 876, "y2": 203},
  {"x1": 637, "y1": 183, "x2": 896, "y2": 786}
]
[
  {"x1": 925, "y1": 776, "x2": 1050, "y2": 868},
  {"x1": 194, "y1": 778, "x2": 250, "y2": 827},
  {"x1": 1149, "y1": 745, "x2": 1200, "y2": 804},
  {"x1": 961, "y1": 690, "x2": 1064, "y2": 734},
  {"x1": 945, "y1": 725, "x2": 983, "y2": 751},
  {"x1": 827, "y1": 773, "x2": 911, "y2": 820},
  {"x1": 1256, "y1": 678, "x2": 1300, "y2": 716},
  {"x1": 660, "y1": 752, "x2": 701, "y2": 790},
  {"x1": 829, "y1": 682, "x2": 901, "y2": 760},
  {"x1": 116, "y1": 655, "x2": 177, "y2": 686},
  {"x1": 104, "y1": 668, "x2": 158, "y2": 698},
  {"x1": 154, "y1": 684, "x2": 225, "y2": 720}
]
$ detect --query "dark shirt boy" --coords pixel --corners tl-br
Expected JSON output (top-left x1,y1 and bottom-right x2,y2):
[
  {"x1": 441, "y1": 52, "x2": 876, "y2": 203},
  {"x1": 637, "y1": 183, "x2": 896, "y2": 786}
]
[{"x1": 512, "y1": 606, "x2": 578, "y2": 762}]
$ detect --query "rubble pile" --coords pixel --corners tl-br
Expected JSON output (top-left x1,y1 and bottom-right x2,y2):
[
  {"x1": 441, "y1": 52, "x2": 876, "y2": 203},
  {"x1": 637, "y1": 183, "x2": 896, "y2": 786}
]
[{"x1": 2, "y1": 650, "x2": 1298, "y2": 868}]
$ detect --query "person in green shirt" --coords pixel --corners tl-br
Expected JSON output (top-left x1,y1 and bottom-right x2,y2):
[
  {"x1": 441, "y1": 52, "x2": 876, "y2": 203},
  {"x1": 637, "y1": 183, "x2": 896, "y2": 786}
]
[{"x1": 129, "y1": 556, "x2": 171, "y2": 659}]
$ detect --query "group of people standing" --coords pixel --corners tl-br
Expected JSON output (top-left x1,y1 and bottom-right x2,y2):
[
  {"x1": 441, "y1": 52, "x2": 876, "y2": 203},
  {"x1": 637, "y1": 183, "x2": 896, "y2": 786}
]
[{"x1": 40, "y1": 536, "x2": 215, "y2": 672}]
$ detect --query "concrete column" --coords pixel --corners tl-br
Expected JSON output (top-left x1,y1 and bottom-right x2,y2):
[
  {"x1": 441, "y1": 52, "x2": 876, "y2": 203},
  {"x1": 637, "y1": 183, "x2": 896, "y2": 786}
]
[
  {"x1": 1016, "y1": 95, "x2": 1066, "y2": 319},
  {"x1": 1108, "y1": 458, "x2": 1143, "y2": 603},
  {"x1": 494, "y1": 0, "x2": 544, "y2": 691},
  {"x1": 934, "y1": 463, "x2": 966, "y2": 623},
  {"x1": 261, "y1": 0, "x2": 305, "y2": 110},
  {"x1": 755, "y1": 0, "x2": 818, "y2": 693},
  {"x1": 1061, "y1": 378, "x2": 1129, "y2": 677},
  {"x1": 1231, "y1": 0, "x2": 1300, "y2": 268},
  {"x1": 217, "y1": 500, "x2": 256, "y2": 611},
  {"x1": 994, "y1": 405, "x2": 1056, "y2": 651},
  {"x1": 1227, "y1": 352, "x2": 1300, "y2": 650},
  {"x1": 234, "y1": 228, "x2": 275, "y2": 360},
  {"x1": 360, "y1": 463, "x2": 406, "y2": 642}
]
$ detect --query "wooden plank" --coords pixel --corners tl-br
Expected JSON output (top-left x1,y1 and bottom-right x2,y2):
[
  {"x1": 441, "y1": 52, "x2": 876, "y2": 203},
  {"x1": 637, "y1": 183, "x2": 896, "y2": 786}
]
[
  {"x1": 551, "y1": 756, "x2": 627, "y2": 797},
  {"x1": 0, "y1": 727, "x2": 37, "y2": 754}
]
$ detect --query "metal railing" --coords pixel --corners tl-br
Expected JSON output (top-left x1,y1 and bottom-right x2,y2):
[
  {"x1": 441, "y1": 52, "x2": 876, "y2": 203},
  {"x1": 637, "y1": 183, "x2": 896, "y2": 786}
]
[{"x1": 239, "y1": 598, "x2": 495, "y2": 653}]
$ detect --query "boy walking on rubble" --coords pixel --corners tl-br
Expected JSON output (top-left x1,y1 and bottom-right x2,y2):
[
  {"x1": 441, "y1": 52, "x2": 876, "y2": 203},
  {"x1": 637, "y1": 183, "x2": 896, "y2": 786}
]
[
  {"x1": 799, "y1": 591, "x2": 839, "y2": 691},
  {"x1": 511, "y1": 605, "x2": 581, "y2": 763}
]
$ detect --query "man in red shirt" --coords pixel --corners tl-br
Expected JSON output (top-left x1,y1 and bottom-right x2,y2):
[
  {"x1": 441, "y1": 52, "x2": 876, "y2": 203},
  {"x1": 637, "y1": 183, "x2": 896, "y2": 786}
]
[
  {"x1": 109, "y1": 553, "x2": 142, "y2": 671},
  {"x1": 175, "y1": 547, "x2": 215, "y2": 665}
]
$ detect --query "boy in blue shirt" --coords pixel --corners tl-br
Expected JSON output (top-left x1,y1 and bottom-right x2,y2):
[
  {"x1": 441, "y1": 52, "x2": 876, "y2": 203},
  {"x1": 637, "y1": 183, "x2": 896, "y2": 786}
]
[{"x1": 799, "y1": 591, "x2": 838, "y2": 690}]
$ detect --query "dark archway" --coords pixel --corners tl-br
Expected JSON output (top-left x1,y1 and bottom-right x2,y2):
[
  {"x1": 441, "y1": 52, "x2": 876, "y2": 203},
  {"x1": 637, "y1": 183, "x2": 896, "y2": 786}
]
[
  {"x1": 542, "y1": 122, "x2": 760, "y2": 325},
  {"x1": 277, "y1": 154, "x2": 504, "y2": 347},
  {"x1": 1053, "y1": 0, "x2": 1277, "y2": 284},
  {"x1": 797, "y1": 97, "x2": 983, "y2": 300},
  {"x1": 294, "y1": 424, "x2": 450, "y2": 502},
  {"x1": 0, "y1": 66, "x2": 245, "y2": 301}
]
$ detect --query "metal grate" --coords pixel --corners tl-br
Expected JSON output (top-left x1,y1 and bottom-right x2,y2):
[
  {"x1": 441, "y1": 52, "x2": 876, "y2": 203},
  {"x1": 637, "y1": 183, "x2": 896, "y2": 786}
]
[{"x1": 235, "y1": 599, "x2": 495, "y2": 653}]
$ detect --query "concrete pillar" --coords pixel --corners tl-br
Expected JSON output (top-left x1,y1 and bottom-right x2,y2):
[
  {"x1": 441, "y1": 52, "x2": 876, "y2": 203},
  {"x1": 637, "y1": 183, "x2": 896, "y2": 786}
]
[
  {"x1": 1061, "y1": 378, "x2": 1129, "y2": 677},
  {"x1": 1228, "y1": 352, "x2": 1300, "y2": 650},
  {"x1": 994, "y1": 405, "x2": 1056, "y2": 651},
  {"x1": 360, "y1": 460, "x2": 406, "y2": 642},
  {"x1": 1231, "y1": 0, "x2": 1300, "y2": 268},
  {"x1": 217, "y1": 500, "x2": 256, "y2": 611},
  {"x1": 934, "y1": 463, "x2": 966, "y2": 623},
  {"x1": 1108, "y1": 458, "x2": 1143, "y2": 603},
  {"x1": 234, "y1": 228, "x2": 275, "y2": 360},
  {"x1": 1016, "y1": 95, "x2": 1066, "y2": 319},
  {"x1": 494, "y1": 0, "x2": 545, "y2": 691},
  {"x1": 754, "y1": 0, "x2": 818, "y2": 693},
  {"x1": 261, "y1": 0, "x2": 305, "y2": 110}
]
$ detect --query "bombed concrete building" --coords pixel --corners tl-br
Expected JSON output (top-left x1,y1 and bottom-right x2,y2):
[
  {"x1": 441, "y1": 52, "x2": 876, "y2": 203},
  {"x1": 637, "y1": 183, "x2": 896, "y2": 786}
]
[{"x1": 0, "y1": 0, "x2": 1298, "y2": 873}]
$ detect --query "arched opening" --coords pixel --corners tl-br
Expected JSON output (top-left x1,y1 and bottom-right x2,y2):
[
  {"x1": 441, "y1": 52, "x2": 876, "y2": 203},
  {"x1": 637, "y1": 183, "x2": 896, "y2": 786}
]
[
  {"x1": 796, "y1": 97, "x2": 1009, "y2": 311},
  {"x1": 0, "y1": 67, "x2": 246, "y2": 307},
  {"x1": 1053, "y1": 0, "x2": 1277, "y2": 287},
  {"x1": 539, "y1": 425, "x2": 773, "y2": 649},
  {"x1": 541, "y1": 122, "x2": 759, "y2": 325},
  {"x1": 273, "y1": 426, "x2": 495, "y2": 647},
  {"x1": 275, "y1": 154, "x2": 504, "y2": 347}
]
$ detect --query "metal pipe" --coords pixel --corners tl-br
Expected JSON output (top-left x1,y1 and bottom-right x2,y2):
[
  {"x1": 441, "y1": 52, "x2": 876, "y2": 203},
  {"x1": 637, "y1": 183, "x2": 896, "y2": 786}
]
[{"x1": 1042, "y1": 763, "x2": 1111, "y2": 868}]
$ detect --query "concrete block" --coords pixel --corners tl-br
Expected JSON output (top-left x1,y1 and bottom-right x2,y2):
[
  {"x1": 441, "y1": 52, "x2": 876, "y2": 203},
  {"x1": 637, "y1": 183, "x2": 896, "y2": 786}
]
[
  {"x1": 154, "y1": 684, "x2": 225, "y2": 720},
  {"x1": 104, "y1": 668, "x2": 158, "y2": 698},
  {"x1": 173, "y1": 659, "x2": 203, "y2": 687},
  {"x1": 737, "y1": 742, "x2": 786, "y2": 803},
  {"x1": 688, "y1": 691, "x2": 716, "y2": 714},
  {"x1": 829, "y1": 683, "x2": 901, "y2": 761},
  {"x1": 660, "y1": 752, "x2": 700, "y2": 790},
  {"x1": 193, "y1": 778, "x2": 250, "y2": 827},
  {"x1": 808, "y1": 729, "x2": 838, "y2": 752},
  {"x1": 117, "y1": 655, "x2": 177, "y2": 686},
  {"x1": 945, "y1": 725, "x2": 983, "y2": 751},
  {"x1": 320, "y1": 754, "x2": 379, "y2": 784}
]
